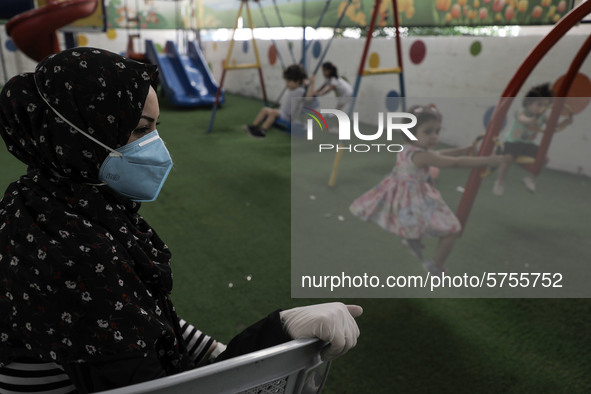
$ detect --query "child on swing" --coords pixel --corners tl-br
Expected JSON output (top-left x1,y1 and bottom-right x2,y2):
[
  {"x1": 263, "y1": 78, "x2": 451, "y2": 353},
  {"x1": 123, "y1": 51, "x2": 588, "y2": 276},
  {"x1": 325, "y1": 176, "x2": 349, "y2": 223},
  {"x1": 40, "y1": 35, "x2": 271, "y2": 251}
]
[
  {"x1": 312, "y1": 62, "x2": 353, "y2": 112},
  {"x1": 349, "y1": 104, "x2": 503, "y2": 275},
  {"x1": 493, "y1": 83, "x2": 573, "y2": 196},
  {"x1": 244, "y1": 64, "x2": 308, "y2": 138}
]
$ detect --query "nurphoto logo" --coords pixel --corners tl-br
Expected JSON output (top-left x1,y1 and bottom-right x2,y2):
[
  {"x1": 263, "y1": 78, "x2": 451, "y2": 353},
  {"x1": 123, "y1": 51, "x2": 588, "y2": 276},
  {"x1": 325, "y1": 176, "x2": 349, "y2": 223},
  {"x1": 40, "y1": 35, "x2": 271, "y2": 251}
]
[{"x1": 304, "y1": 108, "x2": 418, "y2": 153}]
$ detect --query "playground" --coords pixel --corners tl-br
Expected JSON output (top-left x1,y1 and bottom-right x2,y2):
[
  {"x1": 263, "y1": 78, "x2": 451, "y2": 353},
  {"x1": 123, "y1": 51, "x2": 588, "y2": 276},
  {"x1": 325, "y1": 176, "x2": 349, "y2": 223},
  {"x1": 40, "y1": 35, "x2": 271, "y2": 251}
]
[{"x1": 0, "y1": 0, "x2": 590, "y2": 393}]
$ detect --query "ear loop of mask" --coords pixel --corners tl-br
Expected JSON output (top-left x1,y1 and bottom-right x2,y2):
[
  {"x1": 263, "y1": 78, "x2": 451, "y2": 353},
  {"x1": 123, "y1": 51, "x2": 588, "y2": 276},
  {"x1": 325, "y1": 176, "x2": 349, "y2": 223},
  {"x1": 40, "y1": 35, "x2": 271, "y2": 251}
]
[{"x1": 34, "y1": 77, "x2": 123, "y2": 158}]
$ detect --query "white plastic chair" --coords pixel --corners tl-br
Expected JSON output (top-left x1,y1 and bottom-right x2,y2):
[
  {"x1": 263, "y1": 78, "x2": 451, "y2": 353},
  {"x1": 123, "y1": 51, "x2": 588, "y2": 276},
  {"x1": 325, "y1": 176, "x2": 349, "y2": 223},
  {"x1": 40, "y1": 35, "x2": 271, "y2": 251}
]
[{"x1": 97, "y1": 338, "x2": 330, "y2": 394}]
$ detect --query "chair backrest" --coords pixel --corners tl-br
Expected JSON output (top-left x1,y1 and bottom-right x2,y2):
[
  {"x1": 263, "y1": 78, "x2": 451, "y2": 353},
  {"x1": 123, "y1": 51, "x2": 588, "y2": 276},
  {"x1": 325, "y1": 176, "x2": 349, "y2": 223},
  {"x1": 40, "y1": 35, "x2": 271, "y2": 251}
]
[{"x1": 97, "y1": 338, "x2": 330, "y2": 394}]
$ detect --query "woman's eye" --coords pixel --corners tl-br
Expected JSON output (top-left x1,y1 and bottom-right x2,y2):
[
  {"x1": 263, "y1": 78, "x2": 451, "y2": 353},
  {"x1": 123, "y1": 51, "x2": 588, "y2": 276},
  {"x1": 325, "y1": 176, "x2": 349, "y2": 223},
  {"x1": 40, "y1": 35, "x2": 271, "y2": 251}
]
[
  {"x1": 132, "y1": 121, "x2": 159, "y2": 137},
  {"x1": 133, "y1": 126, "x2": 150, "y2": 134}
]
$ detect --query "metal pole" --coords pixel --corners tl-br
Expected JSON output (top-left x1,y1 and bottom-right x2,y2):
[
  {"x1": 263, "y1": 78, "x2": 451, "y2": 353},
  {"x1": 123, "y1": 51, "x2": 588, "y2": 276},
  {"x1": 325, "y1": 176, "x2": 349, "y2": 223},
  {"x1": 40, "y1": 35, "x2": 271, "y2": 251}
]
[
  {"x1": 206, "y1": 1, "x2": 245, "y2": 133},
  {"x1": 456, "y1": 1, "x2": 591, "y2": 230},
  {"x1": 528, "y1": 33, "x2": 591, "y2": 176}
]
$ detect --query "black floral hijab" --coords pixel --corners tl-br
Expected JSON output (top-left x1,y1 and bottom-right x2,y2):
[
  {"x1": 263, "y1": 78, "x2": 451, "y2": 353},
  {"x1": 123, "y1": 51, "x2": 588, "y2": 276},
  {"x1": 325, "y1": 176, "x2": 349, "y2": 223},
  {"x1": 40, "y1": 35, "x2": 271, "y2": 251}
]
[{"x1": 0, "y1": 48, "x2": 187, "y2": 371}]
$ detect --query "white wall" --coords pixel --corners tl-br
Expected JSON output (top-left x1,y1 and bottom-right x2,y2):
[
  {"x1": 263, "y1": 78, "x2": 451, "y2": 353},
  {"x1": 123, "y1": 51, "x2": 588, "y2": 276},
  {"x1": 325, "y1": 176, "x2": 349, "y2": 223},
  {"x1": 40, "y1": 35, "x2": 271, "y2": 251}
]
[
  {"x1": 198, "y1": 26, "x2": 591, "y2": 176},
  {"x1": 1, "y1": 25, "x2": 590, "y2": 175}
]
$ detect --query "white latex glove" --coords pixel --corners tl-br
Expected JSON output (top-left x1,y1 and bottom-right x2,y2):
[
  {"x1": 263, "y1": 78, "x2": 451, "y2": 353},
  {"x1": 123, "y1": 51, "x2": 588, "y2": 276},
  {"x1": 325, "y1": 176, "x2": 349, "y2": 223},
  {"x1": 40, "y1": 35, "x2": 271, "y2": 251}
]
[{"x1": 279, "y1": 302, "x2": 362, "y2": 361}]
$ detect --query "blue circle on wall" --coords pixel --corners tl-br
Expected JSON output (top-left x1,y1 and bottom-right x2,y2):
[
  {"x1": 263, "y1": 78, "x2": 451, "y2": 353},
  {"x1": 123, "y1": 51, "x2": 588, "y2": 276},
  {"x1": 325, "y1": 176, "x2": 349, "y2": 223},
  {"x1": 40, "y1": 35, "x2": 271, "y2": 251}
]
[
  {"x1": 5, "y1": 39, "x2": 17, "y2": 52},
  {"x1": 242, "y1": 40, "x2": 249, "y2": 54},
  {"x1": 483, "y1": 105, "x2": 507, "y2": 130},
  {"x1": 385, "y1": 90, "x2": 401, "y2": 111},
  {"x1": 312, "y1": 41, "x2": 322, "y2": 59}
]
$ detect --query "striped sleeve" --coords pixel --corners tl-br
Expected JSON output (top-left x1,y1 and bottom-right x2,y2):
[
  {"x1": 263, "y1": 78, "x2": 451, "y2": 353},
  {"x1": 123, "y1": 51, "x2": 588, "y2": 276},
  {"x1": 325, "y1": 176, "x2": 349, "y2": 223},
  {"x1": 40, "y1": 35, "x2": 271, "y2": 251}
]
[
  {"x1": 178, "y1": 319, "x2": 218, "y2": 366},
  {"x1": 0, "y1": 361, "x2": 77, "y2": 394},
  {"x1": 0, "y1": 320, "x2": 220, "y2": 392}
]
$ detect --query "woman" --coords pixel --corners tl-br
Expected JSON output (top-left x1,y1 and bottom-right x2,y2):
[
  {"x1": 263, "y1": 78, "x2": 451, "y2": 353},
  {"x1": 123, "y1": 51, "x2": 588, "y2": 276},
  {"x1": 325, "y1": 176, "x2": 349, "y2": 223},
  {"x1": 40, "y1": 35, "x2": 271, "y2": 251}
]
[{"x1": 0, "y1": 47, "x2": 361, "y2": 393}]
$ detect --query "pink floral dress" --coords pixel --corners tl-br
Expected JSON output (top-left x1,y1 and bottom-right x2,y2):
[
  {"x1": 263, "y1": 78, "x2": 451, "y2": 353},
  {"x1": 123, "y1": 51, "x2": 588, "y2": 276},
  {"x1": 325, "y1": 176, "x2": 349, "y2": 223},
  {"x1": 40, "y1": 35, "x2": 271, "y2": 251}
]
[{"x1": 349, "y1": 145, "x2": 461, "y2": 239}]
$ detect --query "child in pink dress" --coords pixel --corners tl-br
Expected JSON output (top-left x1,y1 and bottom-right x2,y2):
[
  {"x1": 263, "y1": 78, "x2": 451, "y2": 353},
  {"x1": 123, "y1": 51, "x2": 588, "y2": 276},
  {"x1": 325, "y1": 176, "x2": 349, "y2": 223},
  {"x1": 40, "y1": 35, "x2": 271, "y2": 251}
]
[{"x1": 350, "y1": 105, "x2": 503, "y2": 275}]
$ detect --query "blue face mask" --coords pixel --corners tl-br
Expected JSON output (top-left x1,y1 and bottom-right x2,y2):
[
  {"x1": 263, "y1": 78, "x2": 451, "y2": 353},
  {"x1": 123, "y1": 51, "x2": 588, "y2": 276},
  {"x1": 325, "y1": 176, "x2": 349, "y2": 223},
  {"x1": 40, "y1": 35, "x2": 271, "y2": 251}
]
[
  {"x1": 99, "y1": 130, "x2": 173, "y2": 202},
  {"x1": 35, "y1": 82, "x2": 173, "y2": 202}
]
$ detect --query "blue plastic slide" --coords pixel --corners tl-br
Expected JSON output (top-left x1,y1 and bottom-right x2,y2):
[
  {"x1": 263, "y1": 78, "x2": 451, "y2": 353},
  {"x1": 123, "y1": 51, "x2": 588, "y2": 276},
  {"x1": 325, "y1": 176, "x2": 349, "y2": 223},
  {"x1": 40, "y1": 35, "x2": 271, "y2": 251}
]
[{"x1": 146, "y1": 40, "x2": 224, "y2": 107}]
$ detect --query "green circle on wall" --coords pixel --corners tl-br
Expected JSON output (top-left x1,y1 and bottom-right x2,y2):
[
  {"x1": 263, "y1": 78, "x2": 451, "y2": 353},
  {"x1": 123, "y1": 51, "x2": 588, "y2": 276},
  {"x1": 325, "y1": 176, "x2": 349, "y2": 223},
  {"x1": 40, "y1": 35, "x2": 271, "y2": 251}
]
[{"x1": 470, "y1": 41, "x2": 482, "y2": 57}]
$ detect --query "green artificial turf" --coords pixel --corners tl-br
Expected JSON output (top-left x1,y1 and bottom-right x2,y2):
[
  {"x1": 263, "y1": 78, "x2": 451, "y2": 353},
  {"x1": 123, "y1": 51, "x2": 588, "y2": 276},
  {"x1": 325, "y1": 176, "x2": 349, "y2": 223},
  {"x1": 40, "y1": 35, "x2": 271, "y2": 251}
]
[{"x1": 0, "y1": 93, "x2": 589, "y2": 393}]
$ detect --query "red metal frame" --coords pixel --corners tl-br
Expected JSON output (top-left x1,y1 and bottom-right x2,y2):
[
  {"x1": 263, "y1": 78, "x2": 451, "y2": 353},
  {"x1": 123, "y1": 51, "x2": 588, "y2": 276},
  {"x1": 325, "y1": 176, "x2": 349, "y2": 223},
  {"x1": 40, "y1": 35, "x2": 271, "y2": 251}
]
[
  {"x1": 391, "y1": 0, "x2": 404, "y2": 76},
  {"x1": 527, "y1": 33, "x2": 591, "y2": 176},
  {"x1": 455, "y1": 1, "x2": 591, "y2": 231},
  {"x1": 356, "y1": 0, "x2": 382, "y2": 77},
  {"x1": 5, "y1": 0, "x2": 98, "y2": 62},
  {"x1": 207, "y1": 0, "x2": 267, "y2": 133},
  {"x1": 355, "y1": 0, "x2": 404, "y2": 74},
  {"x1": 328, "y1": 0, "x2": 405, "y2": 186}
]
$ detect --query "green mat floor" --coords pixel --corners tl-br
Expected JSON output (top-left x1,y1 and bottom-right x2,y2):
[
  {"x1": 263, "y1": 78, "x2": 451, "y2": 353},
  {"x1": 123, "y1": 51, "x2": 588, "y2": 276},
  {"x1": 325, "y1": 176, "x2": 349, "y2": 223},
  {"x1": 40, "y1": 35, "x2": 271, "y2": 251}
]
[{"x1": 0, "y1": 93, "x2": 589, "y2": 393}]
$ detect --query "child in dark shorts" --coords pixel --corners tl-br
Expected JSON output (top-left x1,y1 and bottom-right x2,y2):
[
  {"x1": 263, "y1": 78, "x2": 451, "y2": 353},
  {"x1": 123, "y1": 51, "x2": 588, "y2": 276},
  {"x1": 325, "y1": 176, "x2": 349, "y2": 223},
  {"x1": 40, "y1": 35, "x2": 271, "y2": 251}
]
[
  {"x1": 502, "y1": 140, "x2": 539, "y2": 159},
  {"x1": 243, "y1": 65, "x2": 307, "y2": 138},
  {"x1": 493, "y1": 83, "x2": 572, "y2": 196}
]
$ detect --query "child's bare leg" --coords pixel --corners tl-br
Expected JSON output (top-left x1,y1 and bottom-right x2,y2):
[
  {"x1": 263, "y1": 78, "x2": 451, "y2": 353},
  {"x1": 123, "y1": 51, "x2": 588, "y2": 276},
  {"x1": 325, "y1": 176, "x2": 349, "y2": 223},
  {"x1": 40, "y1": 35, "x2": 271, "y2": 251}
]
[
  {"x1": 523, "y1": 157, "x2": 548, "y2": 193},
  {"x1": 261, "y1": 109, "x2": 280, "y2": 130},
  {"x1": 402, "y1": 239, "x2": 424, "y2": 260},
  {"x1": 253, "y1": 107, "x2": 273, "y2": 126},
  {"x1": 433, "y1": 233, "x2": 459, "y2": 269},
  {"x1": 496, "y1": 154, "x2": 514, "y2": 184}
]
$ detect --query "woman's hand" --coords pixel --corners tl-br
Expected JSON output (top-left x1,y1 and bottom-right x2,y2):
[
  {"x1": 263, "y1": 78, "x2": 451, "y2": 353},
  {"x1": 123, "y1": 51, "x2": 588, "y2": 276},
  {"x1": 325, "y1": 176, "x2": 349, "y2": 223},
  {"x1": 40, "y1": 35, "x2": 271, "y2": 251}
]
[{"x1": 280, "y1": 302, "x2": 362, "y2": 361}]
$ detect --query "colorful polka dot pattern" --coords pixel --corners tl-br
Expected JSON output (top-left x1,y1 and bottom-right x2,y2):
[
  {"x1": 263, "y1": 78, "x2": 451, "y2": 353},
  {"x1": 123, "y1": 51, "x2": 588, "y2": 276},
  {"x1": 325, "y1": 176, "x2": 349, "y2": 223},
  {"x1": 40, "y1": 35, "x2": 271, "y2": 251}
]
[
  {"x1": 368, "y1": 52, "x2": 380, "y2": 68},
  {"x1": 312, "y1": 41, "x2": 322, "y2": 59},
  {"x1": 268, "y1": 44, "x2": 277, "y2": 65},
  {"x1": 552, "y1": 73, "x2": 591, "y2": 115},
  {"x1": 2, "y1": 25, "x2": 591, "y2": 115},
  {"x1": 470, "y1": 41, "x2": 482, "y2": 56},
  {"x1": 409, "y1": 40, "x2": 426, "y2": 64},
  {"x1": 385, "y1": 90, "x2": 401, "y2": 111}
]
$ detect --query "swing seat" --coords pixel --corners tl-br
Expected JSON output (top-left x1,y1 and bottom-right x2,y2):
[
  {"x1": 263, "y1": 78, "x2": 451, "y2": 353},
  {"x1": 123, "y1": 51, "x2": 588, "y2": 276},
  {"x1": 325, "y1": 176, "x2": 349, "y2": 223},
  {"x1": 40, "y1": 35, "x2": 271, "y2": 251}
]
[
  {"x1": 96, "y1": 338, "x2": 330, "y2": 394},
  {"x1": 515, "y1": 156, "x2": 535, "y2": 164},
  {"x1": 479, "y1": 168, "x2": 494, "y2": 178},
  {"x1": 274, "y1": 117, "x2": 291, "y2": 132},
  {"x1": 274, "y1": 119, "x2": 308, "y2": 138},
  {"x1": 480, "y1": 156, "x2": 536, "y2": 178}
]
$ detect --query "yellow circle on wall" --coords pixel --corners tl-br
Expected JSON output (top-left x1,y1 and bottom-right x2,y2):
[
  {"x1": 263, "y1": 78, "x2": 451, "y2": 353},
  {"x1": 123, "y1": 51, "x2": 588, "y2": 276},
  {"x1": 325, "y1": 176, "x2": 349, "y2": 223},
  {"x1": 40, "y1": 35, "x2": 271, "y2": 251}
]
[
  {"x1": 106, "y1": 29, "x2": 117, "y2": 40},
  {"x1": 368, "y1": 52, "x2": 380, "y2": 69},
  {"x1": 78, "y1": 34, "x2": 89, "y2": 46}
]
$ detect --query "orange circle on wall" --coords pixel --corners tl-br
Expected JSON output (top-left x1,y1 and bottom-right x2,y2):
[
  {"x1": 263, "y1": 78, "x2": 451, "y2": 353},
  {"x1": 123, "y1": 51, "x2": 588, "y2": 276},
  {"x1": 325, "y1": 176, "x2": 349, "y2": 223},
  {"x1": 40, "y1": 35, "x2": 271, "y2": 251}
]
[
  {"x1": 268, "y1": 44, "x2": 277, "y2": 66},
  {"x1": 368, "y1": 52, "x2": 380, "y2": 68},
  {"x1": 552, "y1": 73, "x2": 591, "y2": 115}
]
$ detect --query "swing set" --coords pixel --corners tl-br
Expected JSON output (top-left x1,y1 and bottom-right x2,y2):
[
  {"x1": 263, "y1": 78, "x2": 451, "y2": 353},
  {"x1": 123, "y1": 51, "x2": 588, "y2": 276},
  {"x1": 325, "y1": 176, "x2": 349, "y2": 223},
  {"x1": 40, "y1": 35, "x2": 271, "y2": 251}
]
[
  {"x1": 206, "y1": 0, "x2": 356, "y2": 134},
  {"x1": 206, "y1": 0, "x2": 267, "y2": 134},
  {"x1": 456, "y1": 1, "x2": 590, "y2": 231},
  {"x1": 327, "y1": 0, "x2": 407, "y2": 187},
  {"x1": 271, "y1": 0, "x2": 354, "y2": 108}
]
